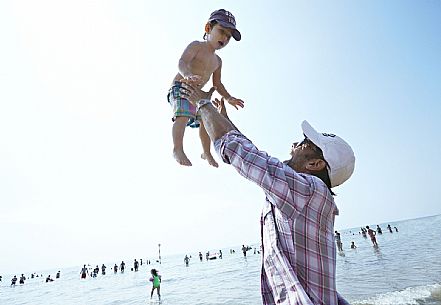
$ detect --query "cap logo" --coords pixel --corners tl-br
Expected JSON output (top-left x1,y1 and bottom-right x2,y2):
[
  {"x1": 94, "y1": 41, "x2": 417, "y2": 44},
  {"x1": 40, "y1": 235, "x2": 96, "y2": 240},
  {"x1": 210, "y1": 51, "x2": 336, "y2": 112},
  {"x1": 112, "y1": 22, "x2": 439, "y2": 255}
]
[
  {"x1": 322, "y1": 133, "x2": 335, "y2": 137},
  {"x1": 224, "y1": 10, "x2": 236, "y2": 26}
]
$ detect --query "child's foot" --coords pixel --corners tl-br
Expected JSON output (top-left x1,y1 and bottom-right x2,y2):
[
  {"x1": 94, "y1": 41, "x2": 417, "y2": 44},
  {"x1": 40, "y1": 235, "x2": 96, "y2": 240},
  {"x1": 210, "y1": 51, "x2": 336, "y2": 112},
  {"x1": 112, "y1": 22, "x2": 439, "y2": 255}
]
[
  {"x1": 201, "y1": 153, "x2": 219, "y2": 168},
  {"x1": 173, "y1": 149, "x2": 192, "y2": 166}
]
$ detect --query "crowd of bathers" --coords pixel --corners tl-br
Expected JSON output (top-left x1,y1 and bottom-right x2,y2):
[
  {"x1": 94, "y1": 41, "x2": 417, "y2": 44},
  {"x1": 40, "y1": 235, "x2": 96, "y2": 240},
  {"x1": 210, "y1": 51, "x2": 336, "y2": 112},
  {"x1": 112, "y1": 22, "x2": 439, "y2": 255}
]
[
  {"x1": 2, "y1": 240, "x2": 321, "y2": 287},
  {"x1": 5, "y1": 271, "x2": 60, "y2": 287},
  {"x1": 182, "y1": 244, "x2": 260, "y2": 266},
  {"x1": 79, "y1": 258, "x2": 153, "y2": 279},
  {"x1": 335, "y1": 224, "x2": 399, "y2": 251},
  {"x1": 2, "y1": 258, "x2": 154, "y2": 287}
]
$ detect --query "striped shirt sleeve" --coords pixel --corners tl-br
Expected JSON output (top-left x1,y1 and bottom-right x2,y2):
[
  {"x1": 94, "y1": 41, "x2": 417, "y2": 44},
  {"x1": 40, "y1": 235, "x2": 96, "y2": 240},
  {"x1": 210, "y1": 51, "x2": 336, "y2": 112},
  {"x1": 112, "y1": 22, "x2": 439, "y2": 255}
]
[{"x1": 214, "y1": 130, "x2": 312, "y2": 219}]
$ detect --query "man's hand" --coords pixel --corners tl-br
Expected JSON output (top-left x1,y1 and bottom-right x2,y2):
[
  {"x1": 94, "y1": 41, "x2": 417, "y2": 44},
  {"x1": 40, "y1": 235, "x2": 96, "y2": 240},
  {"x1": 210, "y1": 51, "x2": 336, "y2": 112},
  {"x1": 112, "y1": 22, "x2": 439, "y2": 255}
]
[
  {"x1": 184, "y1": 74, "x2": 202, "y2": 86},
  {"x1": 212, "y1": 98, "x2": 228, "y2": 118},
  {"x1": 226, "y1": 97, "x2": 244, "y2": 110},
  {"x1": 180, "y1": 79, "x2": 216, "y2": 104}
]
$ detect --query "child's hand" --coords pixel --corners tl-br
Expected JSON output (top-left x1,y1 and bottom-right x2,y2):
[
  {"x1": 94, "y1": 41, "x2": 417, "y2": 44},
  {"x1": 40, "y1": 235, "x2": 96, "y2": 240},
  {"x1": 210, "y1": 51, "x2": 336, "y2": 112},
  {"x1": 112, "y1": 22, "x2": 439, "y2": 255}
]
[
  {"x1": 185, "y1": 74, "x2": 202, "y2": 86},
  {"x1": 226, "y1": 97, "x2": 244, "y2": 110}
]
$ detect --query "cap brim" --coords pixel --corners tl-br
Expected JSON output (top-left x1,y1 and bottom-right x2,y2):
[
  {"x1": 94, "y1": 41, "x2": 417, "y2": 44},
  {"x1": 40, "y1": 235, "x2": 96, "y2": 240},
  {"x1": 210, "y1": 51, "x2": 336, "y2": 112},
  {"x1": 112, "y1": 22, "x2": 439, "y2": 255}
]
[
  {"x1": 301, "y1": 120, "x2": 322, "y2": 148},
  {"x1": 217, "y1": 20, "x2": 241, "y2": 41}
]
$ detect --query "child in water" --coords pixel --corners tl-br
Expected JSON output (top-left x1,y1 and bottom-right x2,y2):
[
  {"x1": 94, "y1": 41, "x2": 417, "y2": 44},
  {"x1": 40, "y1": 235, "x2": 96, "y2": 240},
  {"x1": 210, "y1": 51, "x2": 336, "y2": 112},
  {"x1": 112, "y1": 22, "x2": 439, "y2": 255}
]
[
  {"x1": 168, "y1": 9, "x2": 244, "y2": 167},
  {"x1": 149, "y1": 269, "x2": 162, "y2": 301}
]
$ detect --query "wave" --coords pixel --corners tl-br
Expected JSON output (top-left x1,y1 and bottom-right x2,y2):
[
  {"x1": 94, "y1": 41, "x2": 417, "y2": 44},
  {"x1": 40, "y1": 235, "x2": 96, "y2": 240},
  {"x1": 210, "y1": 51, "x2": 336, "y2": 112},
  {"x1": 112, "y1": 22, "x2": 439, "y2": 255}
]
[{"x1": 354, "y1": 283, "x2": 441, "y2": 305}]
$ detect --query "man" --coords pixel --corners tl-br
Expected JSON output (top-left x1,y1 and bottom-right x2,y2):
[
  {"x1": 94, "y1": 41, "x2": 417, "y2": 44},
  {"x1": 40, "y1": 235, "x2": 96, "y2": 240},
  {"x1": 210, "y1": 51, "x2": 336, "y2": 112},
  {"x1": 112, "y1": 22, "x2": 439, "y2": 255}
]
[
  {"x1": 335, "y1": 231, "x2": 344, "y2": 252},
  {"x1": 180, "y1": 83, "x2": 355, "y2": 304},
  {"x1": 242, "y1": 244, "x2": 247, "y2": 257},
  {"x1": 80, "y1": 265, "x2": 88, "y2": 279},
  {"x1": 366, "y1": 226, "x2": 378, "y2": 246}
]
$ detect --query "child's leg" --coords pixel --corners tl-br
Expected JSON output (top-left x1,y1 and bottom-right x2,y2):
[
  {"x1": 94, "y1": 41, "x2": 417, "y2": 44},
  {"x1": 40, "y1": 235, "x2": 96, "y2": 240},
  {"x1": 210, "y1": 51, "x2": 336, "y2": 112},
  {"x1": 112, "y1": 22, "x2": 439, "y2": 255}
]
[
  {"x1": 199, "y1": 122, "x2": 218, "y2": 168},
  {"x1": 157, "y1": 286, "x2": 161, "y2": 300},
  {"x1": 172, "y1": 116, "x2": 192, "y2": 166},
  {"x1": 151, "y1": 287, "x2": 155, "y2": 298}
]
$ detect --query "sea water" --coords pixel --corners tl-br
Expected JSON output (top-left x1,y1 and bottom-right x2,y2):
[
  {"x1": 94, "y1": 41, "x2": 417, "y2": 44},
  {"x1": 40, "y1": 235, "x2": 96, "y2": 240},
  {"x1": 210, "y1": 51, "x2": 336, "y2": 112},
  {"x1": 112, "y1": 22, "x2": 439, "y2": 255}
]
[{"x1": 1, "y1": 214, "x2": 441, "y2": 305}]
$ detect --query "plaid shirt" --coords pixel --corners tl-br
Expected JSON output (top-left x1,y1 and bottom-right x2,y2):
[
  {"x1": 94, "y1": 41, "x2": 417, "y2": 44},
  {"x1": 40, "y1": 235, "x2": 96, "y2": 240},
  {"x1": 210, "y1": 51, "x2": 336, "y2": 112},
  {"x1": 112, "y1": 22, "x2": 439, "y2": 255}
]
[{"x1": 215, "y1": 130, "x2": 350, "y2": 305}]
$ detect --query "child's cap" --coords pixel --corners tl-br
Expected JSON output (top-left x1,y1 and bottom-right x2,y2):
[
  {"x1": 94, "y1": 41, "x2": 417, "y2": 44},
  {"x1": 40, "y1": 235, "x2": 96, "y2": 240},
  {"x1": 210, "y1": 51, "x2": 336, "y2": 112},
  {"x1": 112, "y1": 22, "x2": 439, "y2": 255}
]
[{"x1": 208, "y1": 9, "x2": 241, "y2": 41}]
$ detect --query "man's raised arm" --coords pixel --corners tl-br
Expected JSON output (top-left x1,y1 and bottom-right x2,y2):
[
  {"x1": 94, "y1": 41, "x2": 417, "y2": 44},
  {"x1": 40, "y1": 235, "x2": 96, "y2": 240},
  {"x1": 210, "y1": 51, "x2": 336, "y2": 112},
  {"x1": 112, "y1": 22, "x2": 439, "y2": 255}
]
[{"x1": 179, "y1": 82, "x2": 236, "y2": 142}]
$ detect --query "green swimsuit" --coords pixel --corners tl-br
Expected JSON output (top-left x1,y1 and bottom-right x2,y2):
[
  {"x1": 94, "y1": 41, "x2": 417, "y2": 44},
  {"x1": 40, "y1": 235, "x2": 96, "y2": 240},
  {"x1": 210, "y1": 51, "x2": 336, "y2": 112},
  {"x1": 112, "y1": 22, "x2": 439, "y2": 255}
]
[{"x1": 153, "y1": 275, "x2": 160, "y2": 288}]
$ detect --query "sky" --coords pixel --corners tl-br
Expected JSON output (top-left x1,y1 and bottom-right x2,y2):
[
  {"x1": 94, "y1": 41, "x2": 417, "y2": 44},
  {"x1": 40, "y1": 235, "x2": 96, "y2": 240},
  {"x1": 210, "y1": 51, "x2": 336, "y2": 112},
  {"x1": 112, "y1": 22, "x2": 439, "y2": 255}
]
[{"x1": 1, "y1": 0, "x2": 440, "y2": 275}]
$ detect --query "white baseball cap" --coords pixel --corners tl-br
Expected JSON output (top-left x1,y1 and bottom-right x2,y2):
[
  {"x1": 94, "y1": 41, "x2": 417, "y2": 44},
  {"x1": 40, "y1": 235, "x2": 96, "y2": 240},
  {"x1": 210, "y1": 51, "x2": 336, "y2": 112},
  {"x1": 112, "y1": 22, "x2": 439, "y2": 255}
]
[{"x1": 301, "y1": 120, "x2": 355, "y2": 188}]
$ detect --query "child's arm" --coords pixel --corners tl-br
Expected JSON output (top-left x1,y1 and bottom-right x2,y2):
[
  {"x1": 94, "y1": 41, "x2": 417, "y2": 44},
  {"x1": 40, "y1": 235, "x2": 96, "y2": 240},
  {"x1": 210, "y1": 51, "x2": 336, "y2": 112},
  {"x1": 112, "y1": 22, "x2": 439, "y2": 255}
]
[
  {"x1": 178, "y1": 41, "x2": 202, "y2": 84},
  {"x1": 212, "y1": 57, "x2": 244, "y2": 110}
]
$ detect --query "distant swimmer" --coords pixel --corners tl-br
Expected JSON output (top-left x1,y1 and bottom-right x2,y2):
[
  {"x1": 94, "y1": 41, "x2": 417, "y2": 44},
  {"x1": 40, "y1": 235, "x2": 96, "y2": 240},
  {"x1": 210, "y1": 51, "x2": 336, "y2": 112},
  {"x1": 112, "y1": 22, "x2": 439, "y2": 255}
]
[
  {"x1": 56, "y1": 271, "x2": 60, "y2": 279},
  {"x1": 120, "y1": 261, "x2": 125, "y2": 273},
  {"x1": 387, "y1": 224, "x2": 393, "y2": 233},
  {"x1": 184, "y1": 255, "x2": 190, "y2": 267},
  {"x1": 19, "y1": 274, "x2": 26, "y2": 284},
  {"x1": 376, "y1": 225, "x2": 382, "y2": 234},
  {"x1": 350, "y1": 241, "x2": 357, "y2": 249},
  {"x1": 361, "y1": 227, "x2": 367, "y2": 238},
  {"x1": 11, "y1": 275, "x2": 17, "y2": 286},
  {"x1": 80, "y1": 265, "x2": 88, "y2": 279},
  {"x1": 93, "y1": 265, "x2": 99, "y2": 277},
  {"x1": 366, "y1": 226, "x2": 378, "y2": 246},
  {"x1": 199, "y1": 252, "x2": 203, "y2": 262},
  {"x1": 334, "y1": 231, "x2": 343, "y2": 251},
  {"x1": 46, "y1": 275, "x2": 54, "y2": 282},
  {"x1": 134, "y1": 259, "x2": 139, "y2": 272},
  {"x1": 394, "y1": 226, "x2": 399, "y2": 232},
  {"x1": 101, "y1": 264, "x2": 106, "y2": 275},
  {"x1": 149, "y1": 269, "x2": 162, "y2": 301},
  {"x1": 113, "y1": 264, "x2": 118, "y2": 274}
]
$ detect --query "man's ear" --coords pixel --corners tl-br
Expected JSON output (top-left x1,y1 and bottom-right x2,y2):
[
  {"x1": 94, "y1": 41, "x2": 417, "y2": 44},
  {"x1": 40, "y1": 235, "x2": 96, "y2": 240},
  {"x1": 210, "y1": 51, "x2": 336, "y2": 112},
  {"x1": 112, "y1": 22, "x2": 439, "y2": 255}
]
[{"x1": 305, "y1": 159, "x2": 326, "y2": 172}]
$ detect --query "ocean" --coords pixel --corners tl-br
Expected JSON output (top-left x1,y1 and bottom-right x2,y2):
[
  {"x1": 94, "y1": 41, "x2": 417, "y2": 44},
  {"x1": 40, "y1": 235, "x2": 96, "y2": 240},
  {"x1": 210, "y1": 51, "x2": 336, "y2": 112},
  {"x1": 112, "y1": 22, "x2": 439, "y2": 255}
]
[{"x1": 1, "y1": 214, "x2": 440, "y2": 305}]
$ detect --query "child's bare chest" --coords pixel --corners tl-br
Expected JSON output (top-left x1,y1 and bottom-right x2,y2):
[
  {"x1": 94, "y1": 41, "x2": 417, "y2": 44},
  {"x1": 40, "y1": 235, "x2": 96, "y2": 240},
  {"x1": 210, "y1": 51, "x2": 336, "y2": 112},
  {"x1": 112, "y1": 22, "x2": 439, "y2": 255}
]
[{"x1": 189, "y1": 51, "x2": 219, "y2": 78}]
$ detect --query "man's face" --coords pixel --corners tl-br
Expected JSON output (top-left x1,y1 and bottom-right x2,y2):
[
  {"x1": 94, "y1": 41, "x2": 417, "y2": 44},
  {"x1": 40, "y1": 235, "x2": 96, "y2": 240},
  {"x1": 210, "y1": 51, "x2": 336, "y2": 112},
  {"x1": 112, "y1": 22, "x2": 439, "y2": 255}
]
[{"x1": 286, "y1": 138, "x2": 323, "y2": 173}]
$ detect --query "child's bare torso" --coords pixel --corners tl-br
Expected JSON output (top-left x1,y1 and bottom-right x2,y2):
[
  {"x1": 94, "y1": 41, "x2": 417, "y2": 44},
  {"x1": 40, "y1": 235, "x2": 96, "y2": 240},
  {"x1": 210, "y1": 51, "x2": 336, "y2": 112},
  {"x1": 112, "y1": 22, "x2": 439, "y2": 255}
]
[{"x1": 172, "y1": 41, "x2": 220, "y2": 88}]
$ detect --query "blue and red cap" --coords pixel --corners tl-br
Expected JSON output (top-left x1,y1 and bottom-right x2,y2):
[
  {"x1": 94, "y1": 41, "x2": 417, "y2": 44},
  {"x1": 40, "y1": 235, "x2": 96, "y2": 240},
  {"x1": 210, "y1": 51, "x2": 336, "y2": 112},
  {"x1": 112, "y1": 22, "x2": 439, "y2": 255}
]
[{"x1": 208, "y1": 9, "x2": 241, "y2": 41}]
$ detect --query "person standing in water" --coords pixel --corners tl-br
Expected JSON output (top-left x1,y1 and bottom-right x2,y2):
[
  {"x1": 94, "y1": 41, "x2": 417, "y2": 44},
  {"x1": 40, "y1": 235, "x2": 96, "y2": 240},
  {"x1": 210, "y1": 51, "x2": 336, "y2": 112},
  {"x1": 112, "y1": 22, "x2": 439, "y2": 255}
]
[
  {"x1": 366, "y1": 225, "x2": 378, "y2": 246},
  {"x1": 387, "y1": 224, "x2": 393, "y2": 233},
  {"x1": 80, "y1": 265, "x2": 88, "y2": 279},
  {"x1": 376, "y1": 225, "x2": 383, "y2": 234},
  {"x1": 149, "y1": 269, "x2": 162, "y2": 301},
  {"x1": 334, "y1": 231, "x2": 343, "y2": 251}
]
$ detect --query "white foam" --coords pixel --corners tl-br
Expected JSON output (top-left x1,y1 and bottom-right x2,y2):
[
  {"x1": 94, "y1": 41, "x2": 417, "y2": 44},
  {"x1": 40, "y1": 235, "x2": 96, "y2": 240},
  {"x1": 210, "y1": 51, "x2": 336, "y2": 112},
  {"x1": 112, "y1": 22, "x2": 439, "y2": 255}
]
[{"x1": 355, "y1": 284, "x2": 441, "y2": 305}]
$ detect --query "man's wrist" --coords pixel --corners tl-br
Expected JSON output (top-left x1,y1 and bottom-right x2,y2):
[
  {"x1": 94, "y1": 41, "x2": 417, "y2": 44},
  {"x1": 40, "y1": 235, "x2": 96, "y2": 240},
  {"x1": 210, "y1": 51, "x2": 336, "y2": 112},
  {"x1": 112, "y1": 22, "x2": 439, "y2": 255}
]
[{"x1": 196, "y1": 99, "x2": 212, "y2": 112}]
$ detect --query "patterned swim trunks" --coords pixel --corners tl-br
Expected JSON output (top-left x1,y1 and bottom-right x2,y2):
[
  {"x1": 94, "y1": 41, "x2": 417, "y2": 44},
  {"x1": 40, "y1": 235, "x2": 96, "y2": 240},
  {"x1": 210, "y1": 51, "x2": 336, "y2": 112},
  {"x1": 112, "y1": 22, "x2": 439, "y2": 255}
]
[{"x1": 167, "y1": 81, "x2": 200, "y2": 128}]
